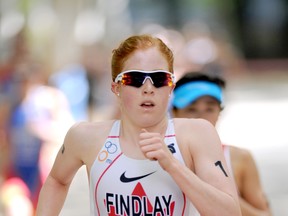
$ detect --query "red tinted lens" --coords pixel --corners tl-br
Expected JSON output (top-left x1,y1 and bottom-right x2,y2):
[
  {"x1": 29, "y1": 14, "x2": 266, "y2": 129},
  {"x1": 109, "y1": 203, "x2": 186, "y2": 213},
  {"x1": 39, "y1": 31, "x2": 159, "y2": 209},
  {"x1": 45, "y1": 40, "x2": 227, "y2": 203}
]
[
  {"x1": 121, "y1": 72, "x2": 146, "y2": 87},
  {"x1": 149, "y1": 72, "x2": 173, "y2": 88}
]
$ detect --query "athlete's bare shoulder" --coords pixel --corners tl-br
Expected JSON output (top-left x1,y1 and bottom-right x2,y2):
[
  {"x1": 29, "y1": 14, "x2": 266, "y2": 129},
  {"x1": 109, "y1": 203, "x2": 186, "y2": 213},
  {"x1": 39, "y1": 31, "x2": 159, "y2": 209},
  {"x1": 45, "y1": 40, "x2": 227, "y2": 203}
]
[
  {"x1": 69, "y1": 120, "x2": 115, "y2": 136},
  {"x1": 173, "y1": 117, "x2": 216, "y2": 138},
  {"x1": 63, "y1": 120, "x2": 116, "y2": 165},
  {"x1": 172, "y1": 118, "x2": 221, "y2": 169},
  {"x1": 229, "y1": 145, "x2": 252, "y2": 161}
]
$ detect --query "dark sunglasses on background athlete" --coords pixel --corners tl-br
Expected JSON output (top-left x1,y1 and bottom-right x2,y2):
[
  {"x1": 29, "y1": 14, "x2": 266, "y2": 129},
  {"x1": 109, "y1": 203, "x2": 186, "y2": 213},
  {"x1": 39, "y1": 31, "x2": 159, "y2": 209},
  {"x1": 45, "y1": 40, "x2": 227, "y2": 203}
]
[{"x1": 114, "y1": 70, "x2": 175, "y2": 88}]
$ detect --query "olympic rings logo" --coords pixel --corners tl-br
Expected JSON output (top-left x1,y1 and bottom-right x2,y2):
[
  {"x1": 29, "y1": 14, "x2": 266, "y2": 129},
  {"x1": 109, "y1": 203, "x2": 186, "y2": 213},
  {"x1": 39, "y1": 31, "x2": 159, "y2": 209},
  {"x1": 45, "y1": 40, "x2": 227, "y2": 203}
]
[{"x1": 97, "y1": 141, "x2": 118, "y2": 162}]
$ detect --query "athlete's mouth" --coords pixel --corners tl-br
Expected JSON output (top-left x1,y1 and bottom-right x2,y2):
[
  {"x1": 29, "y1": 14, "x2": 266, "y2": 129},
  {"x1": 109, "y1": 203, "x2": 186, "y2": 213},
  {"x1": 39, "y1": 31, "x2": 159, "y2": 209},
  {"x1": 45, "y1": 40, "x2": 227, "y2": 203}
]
[{"x1": 141, "y1": 101, "x2": 155, "y2": 107}]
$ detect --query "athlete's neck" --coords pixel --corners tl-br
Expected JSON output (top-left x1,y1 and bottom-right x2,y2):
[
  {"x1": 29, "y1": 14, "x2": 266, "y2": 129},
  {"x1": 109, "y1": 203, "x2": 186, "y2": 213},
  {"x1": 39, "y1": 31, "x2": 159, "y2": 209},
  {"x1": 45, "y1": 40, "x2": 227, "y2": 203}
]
[{"x1": 118, "y1": 118, "x2": 169, "y2": 159}]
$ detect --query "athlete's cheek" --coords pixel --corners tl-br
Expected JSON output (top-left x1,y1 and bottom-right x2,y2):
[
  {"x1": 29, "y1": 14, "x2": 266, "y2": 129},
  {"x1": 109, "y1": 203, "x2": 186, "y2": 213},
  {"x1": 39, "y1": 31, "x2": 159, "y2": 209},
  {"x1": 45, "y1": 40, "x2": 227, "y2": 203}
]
[{"x1": 121, "y1": 93, "x2": 135, "y2": 110}]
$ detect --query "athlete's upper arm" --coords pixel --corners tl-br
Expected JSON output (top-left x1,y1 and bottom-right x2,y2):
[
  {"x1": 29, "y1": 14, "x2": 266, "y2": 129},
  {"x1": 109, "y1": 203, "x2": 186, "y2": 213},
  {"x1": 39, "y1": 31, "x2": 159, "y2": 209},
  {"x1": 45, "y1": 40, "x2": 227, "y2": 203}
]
[
  {"x1": 48, "y1": 122, "x2": 86, "y2": 185},
  {"x1": 190, "y1": 119, "x2": 238, "y2": 197}
]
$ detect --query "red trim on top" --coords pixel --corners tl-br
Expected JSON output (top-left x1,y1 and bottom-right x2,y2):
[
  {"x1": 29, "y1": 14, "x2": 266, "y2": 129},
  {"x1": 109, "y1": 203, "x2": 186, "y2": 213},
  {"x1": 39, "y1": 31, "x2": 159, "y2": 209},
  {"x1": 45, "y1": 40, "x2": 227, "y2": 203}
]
[
  {"x1": 165, "y1": 134, "x2": 175, "y2": 138},
  {"x1": 107, "y1": 135, "x2": 120, "y2": 138},
  {"x1": 95, "y1": 152, "x2": 123, "y2": 215},
  {"x1": 181, "y1": 192, "x2": 186, "y2": 216}
]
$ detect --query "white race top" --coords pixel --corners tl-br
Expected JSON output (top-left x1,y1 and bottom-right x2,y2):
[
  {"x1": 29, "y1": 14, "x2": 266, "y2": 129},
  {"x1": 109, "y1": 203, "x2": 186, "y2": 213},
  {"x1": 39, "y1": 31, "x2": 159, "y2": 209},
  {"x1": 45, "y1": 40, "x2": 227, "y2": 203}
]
[{"x1": 89, "y1": 120, "x2": 197, "y2": 215}]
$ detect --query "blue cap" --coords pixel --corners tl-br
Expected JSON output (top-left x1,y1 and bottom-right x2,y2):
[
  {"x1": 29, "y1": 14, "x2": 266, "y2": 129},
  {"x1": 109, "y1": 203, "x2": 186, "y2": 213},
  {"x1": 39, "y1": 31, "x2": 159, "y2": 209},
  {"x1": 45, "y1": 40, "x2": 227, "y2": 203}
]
[{"x1": 172, "y1": 81, "x2": 223, "y2": 109}]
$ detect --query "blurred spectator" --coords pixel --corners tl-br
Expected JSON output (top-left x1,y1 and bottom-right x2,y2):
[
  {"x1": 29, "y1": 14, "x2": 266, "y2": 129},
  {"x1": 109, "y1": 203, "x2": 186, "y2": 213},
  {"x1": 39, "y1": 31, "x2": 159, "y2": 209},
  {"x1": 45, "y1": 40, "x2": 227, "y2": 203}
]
[
  {"x1": 49, "y1": 64, "x2": 90, "y2": 121},
  {"x1": 0, "y1": 101, "x2": 10, "y2": 186},
  {"x1": 0, "y1": 31, "x2": 31, "y2": 209},
  {"x1": 171, "y1": 71, "x2": 273, "y2": 216},
  {"x1": 1, "y1": 59, "x2": 74, "y2": 214},
  {"x1": 0, "y1": 178, "x2": 33, "y2": 216}
]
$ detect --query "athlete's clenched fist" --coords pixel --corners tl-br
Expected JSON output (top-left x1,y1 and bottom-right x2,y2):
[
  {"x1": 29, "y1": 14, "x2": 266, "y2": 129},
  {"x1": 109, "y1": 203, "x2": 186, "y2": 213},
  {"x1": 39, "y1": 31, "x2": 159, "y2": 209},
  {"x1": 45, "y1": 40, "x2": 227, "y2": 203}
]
[{"x1": 139, "y1": 129, "x2": 175, "y2": 170}]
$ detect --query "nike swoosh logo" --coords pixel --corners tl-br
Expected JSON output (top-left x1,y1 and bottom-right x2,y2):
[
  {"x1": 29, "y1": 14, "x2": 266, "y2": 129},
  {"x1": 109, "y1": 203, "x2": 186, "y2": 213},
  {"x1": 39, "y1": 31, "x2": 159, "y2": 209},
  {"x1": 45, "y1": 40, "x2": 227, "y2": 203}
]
[{"x1": 120, "y1": 171, "x2": 156, "y2": 183}]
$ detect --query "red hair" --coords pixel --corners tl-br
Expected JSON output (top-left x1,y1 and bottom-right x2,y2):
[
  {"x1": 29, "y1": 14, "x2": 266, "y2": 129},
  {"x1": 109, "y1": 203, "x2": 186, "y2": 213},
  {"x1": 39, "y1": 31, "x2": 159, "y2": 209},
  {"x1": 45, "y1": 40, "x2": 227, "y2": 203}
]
[{"x1": 111, "y1": 34, "x2": 174, "y2": 81}]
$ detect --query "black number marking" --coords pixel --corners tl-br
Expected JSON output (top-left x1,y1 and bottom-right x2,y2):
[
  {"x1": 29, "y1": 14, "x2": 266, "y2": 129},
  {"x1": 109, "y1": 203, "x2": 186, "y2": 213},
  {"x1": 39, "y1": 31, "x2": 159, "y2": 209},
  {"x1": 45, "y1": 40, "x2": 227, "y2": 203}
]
[
  {"x1": 215, "y1": 160, "x2": 228, "y2": 177},
  {"x1": 61, "y1": 145, "x2": 65, "y2": 154}
]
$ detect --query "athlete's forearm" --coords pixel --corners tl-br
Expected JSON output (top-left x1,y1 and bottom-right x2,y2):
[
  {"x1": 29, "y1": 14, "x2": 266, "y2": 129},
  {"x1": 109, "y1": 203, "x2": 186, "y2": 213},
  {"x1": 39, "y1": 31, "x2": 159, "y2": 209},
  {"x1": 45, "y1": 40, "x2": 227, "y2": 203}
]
[
  {"x1": 36, "y1": 175, "x2": 70, "y2": 216},
  {"x1": 165, "y1": 159, "x2": 241, "y2": 216},
  {"x1": 239, "y1": 196, "x2": 273, "y2": 216}
]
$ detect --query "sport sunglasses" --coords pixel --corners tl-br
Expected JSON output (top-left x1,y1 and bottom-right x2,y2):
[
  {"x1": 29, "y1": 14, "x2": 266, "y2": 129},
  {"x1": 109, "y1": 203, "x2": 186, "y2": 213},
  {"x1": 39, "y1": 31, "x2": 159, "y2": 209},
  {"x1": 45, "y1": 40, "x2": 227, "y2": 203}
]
[{"x1": 114, "y1": 70, "x2": 175, "y2": 88}]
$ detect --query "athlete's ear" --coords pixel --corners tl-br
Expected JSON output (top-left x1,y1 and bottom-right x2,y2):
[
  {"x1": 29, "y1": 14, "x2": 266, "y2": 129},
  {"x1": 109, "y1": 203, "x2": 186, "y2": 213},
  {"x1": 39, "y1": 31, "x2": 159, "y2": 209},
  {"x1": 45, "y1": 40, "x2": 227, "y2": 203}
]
[{"x1": 111, "y1": 82, "x2": 120, "y2": 96}]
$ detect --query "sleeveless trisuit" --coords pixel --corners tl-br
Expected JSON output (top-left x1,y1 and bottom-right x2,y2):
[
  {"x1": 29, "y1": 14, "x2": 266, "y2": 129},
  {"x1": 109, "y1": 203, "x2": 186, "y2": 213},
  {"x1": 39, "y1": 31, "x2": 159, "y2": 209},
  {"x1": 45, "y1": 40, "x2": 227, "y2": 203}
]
[{"x1": 89, "y1": 120, "x2": 197, "y2": 216}]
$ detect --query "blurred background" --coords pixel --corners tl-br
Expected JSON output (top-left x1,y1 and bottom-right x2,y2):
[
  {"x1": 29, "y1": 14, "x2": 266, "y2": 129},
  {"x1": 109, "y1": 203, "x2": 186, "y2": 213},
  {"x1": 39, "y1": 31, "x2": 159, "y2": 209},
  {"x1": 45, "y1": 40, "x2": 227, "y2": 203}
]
[{"x1": 0, "y1": 0, "x2": 288, "y2": 215}]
